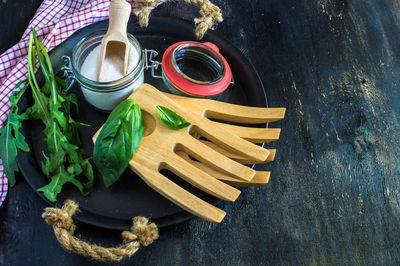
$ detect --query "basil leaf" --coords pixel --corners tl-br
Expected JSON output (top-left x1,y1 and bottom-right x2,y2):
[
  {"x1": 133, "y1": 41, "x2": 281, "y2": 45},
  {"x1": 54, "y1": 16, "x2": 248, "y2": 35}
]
[
  {"x1": 93, "y1": 99, "x2": 144, "y2": 187},
  {"x1": 156, "y1": 105, "x2": 190, "y2": 129}
]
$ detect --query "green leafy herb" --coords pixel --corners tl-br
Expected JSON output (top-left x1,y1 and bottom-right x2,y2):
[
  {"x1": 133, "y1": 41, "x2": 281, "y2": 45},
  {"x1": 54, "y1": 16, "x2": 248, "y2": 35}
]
[
  {"x1": 0, "y1": 29, "x2": 93, "y2": 200},
  {"x1": 27, "y1": 29, "x2": 93, "y2": 202},
  {"x1": 156, "y1": 105, "x2": 191, "y2": 129},
  {"x1": 94, "y1": 99, "x2": 144, "y2": 187},
  {"x1": 0, "y1": 82, "x2": 30, "y2": 187}
]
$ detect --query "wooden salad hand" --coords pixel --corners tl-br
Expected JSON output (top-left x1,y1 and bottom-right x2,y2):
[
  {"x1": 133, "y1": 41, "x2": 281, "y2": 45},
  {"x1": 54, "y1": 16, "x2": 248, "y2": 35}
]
[{"x1": 94, "y1": 83, "x2": 274, "y2": 223}]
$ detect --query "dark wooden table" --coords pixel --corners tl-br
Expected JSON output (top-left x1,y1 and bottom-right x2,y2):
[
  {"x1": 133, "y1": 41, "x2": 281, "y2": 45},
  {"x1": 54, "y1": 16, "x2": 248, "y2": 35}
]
[{"x1": 1, "y1": 0, "x2": 400, "y2": 265}]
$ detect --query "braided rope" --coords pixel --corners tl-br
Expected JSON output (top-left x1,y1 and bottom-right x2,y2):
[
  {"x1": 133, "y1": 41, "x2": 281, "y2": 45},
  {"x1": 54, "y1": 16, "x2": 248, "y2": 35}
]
[
  {"x1": 42, "y1": 200, "x2": 159, "y2": 262},
  {"x1": 134, "y1": 0, "x2": 223, "y2": 39}
]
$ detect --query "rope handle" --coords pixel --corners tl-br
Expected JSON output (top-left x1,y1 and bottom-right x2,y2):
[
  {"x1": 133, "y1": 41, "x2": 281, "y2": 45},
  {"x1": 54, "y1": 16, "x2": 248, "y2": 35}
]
[
  {"x1": 134, "y1": 0, "x2": 223, "y2": 39},
  {"x1": 42, "y1": 200, "x2": 159, "y2": 262}
]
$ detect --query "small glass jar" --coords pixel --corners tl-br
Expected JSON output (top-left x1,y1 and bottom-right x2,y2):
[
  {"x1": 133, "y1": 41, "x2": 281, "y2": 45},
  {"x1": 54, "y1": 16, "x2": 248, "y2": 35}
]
[
  {"x1": 146, "y1": 41, "x2": 232, "y2": 97},
  {"x1": 162, "y1": 41, "x2": 231, "y2": 97},
  {"x1": 67, "y1": 30, "x2": 144, "y2": 111}
]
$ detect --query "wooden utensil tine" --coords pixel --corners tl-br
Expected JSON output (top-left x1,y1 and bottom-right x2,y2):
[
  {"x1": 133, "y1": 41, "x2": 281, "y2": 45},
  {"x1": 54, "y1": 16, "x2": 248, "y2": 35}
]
[
  {"x1": 198, "y1": 140, "x2": 277, "y2": 164},
  {"x1": 178, "y1": 134, "x2": 256, "y2": 181},
  {"x1": 129, "y1": 160, "x2": 226, "y2": 223},
  {"x1": 166, "y1": 93, "x2": 286, "y2": 124},
  {"x1": 163, "y1": 153, "x2": 241, "y2": 202},
  {"x1": 209, "y1": 122, "x2": 281, "y2": 143},
  {"x1": 190, "y1": 122, "x2": 270, "y2": 163},
  {"x1": 177, "y1": 151, "x2": 270, "y2": 186}
]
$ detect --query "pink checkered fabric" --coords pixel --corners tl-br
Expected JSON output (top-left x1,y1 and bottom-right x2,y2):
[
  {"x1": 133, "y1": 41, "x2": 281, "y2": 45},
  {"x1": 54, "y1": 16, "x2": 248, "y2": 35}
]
[{"x1": 0, "y1": 0, "x2": 145, "y2": 206}]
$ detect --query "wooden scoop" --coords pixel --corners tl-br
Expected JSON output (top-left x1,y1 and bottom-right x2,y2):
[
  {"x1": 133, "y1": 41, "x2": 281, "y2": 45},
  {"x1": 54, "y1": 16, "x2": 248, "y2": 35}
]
[
  {"x1": 94, "y1": 84, "x2": 271, "y2": 223},
  {"x1": 97, "y1": 0, "x2": 131, "y2": 81}
]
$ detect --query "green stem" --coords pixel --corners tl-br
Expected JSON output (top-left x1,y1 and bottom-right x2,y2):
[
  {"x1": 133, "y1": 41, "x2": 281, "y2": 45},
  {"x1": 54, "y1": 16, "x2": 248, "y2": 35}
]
[{"x1": 27, "y1": 34, "x2": 50, "y2": 125}]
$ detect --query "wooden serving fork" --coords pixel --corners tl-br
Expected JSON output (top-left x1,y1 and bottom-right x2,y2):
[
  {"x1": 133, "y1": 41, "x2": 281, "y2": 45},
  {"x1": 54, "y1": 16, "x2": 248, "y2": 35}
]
[{"x1": 94, "y1": 83, "x2": 271, "y2": 223}]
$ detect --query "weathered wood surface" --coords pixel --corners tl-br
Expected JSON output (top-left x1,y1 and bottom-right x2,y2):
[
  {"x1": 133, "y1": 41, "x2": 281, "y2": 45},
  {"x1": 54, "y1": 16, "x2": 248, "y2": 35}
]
[{"x1": 1, "y1": 0, "x2": 400, "y2": 265}]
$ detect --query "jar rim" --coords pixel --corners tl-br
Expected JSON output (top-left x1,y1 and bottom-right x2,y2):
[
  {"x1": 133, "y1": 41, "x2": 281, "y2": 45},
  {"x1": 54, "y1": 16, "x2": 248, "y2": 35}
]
[
  {"x1": 171, "y1": 42, "x2": 225, "y2": 85},
  {"x1": 71, "y1": 30, "x2": 144, "y2": 92},
  {"x1": 161, "y1": 41, "x2": 232, "y2": 97}
]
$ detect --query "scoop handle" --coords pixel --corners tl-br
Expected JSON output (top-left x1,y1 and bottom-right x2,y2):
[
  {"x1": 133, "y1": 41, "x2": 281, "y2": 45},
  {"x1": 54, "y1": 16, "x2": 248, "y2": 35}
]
[{"x1": 107, "y1": 0, "x2": 131, "y2": 38}]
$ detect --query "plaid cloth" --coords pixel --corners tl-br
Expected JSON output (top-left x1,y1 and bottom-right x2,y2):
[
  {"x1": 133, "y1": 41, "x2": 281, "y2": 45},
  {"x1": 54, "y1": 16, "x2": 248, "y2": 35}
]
[{"x1": 0, "y1": 0, "x2": 146, "y2": 206}]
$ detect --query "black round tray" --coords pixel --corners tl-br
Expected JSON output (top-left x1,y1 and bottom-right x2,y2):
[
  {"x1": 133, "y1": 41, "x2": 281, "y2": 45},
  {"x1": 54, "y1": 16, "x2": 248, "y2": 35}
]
[{"x1": 16, "y1": 16, "x2": 268, "y2": 230}]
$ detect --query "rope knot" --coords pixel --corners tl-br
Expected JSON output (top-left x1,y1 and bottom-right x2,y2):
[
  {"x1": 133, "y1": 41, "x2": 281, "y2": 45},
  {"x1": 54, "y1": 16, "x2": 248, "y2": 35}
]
[
  {"x1": 199, "y1": 2, "x2": 223, "y2": 23},
  {"x1": 41, "y1": 200, "x2": 78, "y2": 233},
  {"x1": 134, "y1": 0, "x2": 157, "y2": 27},
  {"x1": 194, "y1": 2, "x2": 223, "y2": 39},
  {"x1": 123, "y1": 217, "x2": 159, "y2": 246}
]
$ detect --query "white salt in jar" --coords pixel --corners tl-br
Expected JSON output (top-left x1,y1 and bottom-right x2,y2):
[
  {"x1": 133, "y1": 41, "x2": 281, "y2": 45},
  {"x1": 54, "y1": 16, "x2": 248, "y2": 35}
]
[{"x1": 68, "y1": 31, "x2": 144, "y2": 111}]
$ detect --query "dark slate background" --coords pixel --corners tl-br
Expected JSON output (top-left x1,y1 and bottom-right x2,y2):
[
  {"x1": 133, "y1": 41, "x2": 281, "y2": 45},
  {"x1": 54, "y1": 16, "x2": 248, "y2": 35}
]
[{"x1": 1, "y1": 0, "x2": 400, "y2": 265}]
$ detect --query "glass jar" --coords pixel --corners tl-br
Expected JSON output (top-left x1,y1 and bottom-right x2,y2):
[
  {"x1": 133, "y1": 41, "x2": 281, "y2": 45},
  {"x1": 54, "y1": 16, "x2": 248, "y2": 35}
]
[
  {"x1": 147, "y1": 41, "x2": 232, "y2": 97},
  {"x1": 65, "y1": 30, "x2": 144, "y2": 111}
]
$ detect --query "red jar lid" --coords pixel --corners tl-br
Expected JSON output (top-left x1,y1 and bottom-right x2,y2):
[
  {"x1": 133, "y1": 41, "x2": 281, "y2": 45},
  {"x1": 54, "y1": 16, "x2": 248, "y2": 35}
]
[{"x1": 162, "y1": 41, "x2": 232, "y2": 97}]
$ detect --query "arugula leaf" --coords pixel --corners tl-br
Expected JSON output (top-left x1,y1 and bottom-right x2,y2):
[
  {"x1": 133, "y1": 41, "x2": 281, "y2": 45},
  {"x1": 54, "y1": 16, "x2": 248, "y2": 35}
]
[
  {"x1": 94, "y1": 99, "x2": 144, "y2": 187},
  {"x1": 37, "y1": 167, "x2": 88, "y2": 202},
  {"x1": 27, "y1": 28, "x2": 93, "y2": 201},
  {"x1": 0, "y1": 82, "x2": 29, "y2": 186},
  {"x1": 156, "y1": 105, "x2": 191, "y2": 129},
  {"x1": 0, "y1": 28, "x2": 94, "y2": 198}
]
